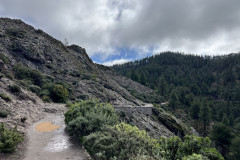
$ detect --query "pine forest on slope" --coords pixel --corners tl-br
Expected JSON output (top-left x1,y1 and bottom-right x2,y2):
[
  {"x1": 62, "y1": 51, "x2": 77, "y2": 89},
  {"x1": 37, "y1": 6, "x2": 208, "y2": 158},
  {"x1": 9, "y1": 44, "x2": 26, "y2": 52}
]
[{"x1": 113, "y1": 52, "x2": 240, "y2": 159}]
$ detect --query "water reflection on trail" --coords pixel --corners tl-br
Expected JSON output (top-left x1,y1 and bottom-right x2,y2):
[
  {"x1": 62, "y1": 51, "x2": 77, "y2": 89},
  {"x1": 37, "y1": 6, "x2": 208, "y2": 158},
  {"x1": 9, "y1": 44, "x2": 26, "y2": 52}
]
[
  {"x1": 44, "y1": 130, "x2": 71, "y2": 152},
  {"x1": 23, "y1": 114, "x2": 89, "y2": 160}
]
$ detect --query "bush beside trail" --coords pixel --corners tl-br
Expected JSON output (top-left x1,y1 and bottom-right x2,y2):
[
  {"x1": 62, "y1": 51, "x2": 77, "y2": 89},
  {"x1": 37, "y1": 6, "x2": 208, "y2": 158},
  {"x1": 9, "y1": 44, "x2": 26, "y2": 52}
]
[
  {"x1": 0, "y1": 123, "x2": 23, "y2": 153},
  {"x1": 65, "y1": 99, "x2": 224, "y2": 160}
]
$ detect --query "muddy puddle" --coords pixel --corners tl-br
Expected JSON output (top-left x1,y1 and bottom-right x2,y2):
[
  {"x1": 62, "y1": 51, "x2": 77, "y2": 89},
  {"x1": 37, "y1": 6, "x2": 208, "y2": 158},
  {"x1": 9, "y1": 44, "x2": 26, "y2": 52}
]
[
  {"x1": 35, "y1": 121, "x2": 61, "y2": 132},
  {"x1": 23, "y1": 114, "x2": 89, "y2": 160}
]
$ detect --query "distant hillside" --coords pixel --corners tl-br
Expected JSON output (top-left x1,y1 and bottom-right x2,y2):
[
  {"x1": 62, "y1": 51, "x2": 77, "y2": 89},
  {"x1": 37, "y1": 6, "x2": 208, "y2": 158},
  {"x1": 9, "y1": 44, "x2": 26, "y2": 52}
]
[
  {"x1": 113, "y1": 52, "x2": 240, "y2": 100},
  {"x1": 113, "y1": 52, "x2": 240, "y2": 129},
  {"x1": 113, "y1": 52, "x2": 240, "y2": 158}
]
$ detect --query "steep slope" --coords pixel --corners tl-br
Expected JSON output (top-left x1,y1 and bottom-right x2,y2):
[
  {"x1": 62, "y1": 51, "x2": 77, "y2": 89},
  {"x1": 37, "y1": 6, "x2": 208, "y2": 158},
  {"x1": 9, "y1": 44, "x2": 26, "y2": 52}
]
[{"x1": 0, "y1": 18, "x2": 160, "y2": 106}]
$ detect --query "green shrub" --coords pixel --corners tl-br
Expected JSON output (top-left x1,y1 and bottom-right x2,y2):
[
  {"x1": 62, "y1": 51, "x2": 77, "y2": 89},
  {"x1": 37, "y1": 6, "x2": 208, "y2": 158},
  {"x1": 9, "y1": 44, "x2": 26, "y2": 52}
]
[
  {"x1": 64, "y1": 99, "x2": 117, "y2": 125},
  {"x1": 29, "y1": 85, "x2": 41, "y2": 94},
  {"x1": 182, "y1": 154, "x2": 203, "y2": 160},
  {"x1": 0, "y1": 93, "x2": 11, "y2": 102},
  {"x1": 0, "y1": 123, "x2": 23, "y2": 153},
  {"x1": 14, "y1": 65, "x2": 44, "y2": 86},
  {"x1": 45, "y1": 75, "x2": 55, "y2": 82},
  {"x1": 181, "y1": 135, "x2": 211, "y2": 156},
  {"x1": 82, "y1": 73, "x2": 92, "y2": 80},
  {"x1": 39, "y1": 89, "x2": 50, "y2": 97},
  {"x1": 202, "y1": 148, "x2": 224, "y2": 160},
  {"x1": 157, "y1": 136, "x2": 183, "y2": 160},
  {"x1": 65, "y1": 101, "x2": 73, "y2": 108},
  {"x1": 65, "y1": 99, "x2": 118, "y2": 142},
  {"x1": 84, "y1": 126, "x2": 224, "y2": 160},
  {"x1": 42, "y1": 95, "x2": 51, "y2": 102},
  {"x1": 67, "y1": 111, "x2": 118, "y2": 142},
  {"x1": 18, "y1": 79, "x2": 32, "y2": 88},
  {"x1": 84, "y1": 123, "x2": 158, "y2": 160},
  {"x1": 5, "y1": 72, "x2": 14, "y2": 80},
  {"x1": 69, "y1": 70, "x2": 81, "y2": 77},
  {"x1": 6, "y1": 29, "x2": 25, "y2": 39},
  {"x1": 0, "y1": 53, "x2": 9, "y2": 64},
  {"x1": 130, "y1": 154, "x2": 156, "y2": 160},
  {"x1": 9, "y1": 84, "x2": 21, "y2": 93},
  {"x1": 157, "y1": 135, "x2": 224, "y2": 160},
  {"x1": 64, "y1": 102, "x2": 224, "y2": 160},
  {"x1": 50, "y1": 84, "x2": 69, "y2": 103},
  {"x1": 119, "y1": 111, "x2": 126, "y2": 118},
  {"x1": 0, "y1": 110, "x2": 8, "y2": 118},
  {"x1": 12, "y1": 65, "x2": 71, "y2": 102}
]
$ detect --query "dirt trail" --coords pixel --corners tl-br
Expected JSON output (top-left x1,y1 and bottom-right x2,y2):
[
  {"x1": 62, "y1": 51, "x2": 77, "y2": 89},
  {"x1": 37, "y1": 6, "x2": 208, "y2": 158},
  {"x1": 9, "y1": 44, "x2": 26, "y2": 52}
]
[{"x1": 22, "y1": 114, "x2": 90, "y2": 160}]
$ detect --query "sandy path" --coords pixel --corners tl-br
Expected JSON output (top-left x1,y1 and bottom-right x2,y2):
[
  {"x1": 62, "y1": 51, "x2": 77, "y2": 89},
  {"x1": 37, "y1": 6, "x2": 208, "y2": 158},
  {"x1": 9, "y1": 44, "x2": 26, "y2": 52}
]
[{"x1": 22, "y1": 114, "x2": 90, "y2": 160}]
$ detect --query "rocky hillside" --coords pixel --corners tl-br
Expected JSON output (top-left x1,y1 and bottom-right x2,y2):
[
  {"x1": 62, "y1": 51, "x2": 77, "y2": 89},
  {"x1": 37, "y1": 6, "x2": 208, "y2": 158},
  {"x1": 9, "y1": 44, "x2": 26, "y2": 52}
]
[
  {"x1": 0, "y1": 18, "x2": 162, "y2": 106},
  {"x1": 0, "y1": 18, "x2": 194, "y2": 141}
]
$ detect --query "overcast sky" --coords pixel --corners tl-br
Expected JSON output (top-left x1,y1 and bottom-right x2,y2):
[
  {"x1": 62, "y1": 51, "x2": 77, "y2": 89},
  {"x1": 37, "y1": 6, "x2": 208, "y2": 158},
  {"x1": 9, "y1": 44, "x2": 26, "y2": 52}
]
[{"x1": 1, "y1": 0, "x2": 240, "y2": 65}]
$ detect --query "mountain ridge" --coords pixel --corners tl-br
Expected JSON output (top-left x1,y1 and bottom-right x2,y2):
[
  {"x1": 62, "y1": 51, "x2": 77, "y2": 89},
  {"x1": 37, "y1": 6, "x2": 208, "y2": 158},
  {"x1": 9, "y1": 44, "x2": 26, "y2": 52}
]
[{"x1": 0, "y1": 17, "x2": 162, "y2": 106}]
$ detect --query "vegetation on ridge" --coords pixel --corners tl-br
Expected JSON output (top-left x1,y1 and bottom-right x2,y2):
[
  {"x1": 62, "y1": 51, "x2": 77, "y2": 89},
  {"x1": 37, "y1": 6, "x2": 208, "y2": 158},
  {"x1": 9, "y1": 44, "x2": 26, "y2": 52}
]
[{"x1": 65, "y1": 99, "x2": 224, "y2": 160}]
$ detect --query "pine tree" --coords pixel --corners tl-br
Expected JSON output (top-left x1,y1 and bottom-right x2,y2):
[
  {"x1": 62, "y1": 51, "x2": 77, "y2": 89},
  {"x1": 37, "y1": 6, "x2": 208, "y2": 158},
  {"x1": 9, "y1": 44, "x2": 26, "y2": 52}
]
[
  {"x1": 140, "y1": 72, "x2": 147, "y2": 85},
  {"x1": 158, "y1": 75, "x2": 168, "y2": 96},
  {"x1": 169, "y1": 89, "x2": 179, "y2": 109},
  {"x1": 221, "y1": 114, "x2": 229, "y2": 126},
  {"x1": 229, "y1": 114, "x2": 234, "y2": 127},
  {"x1": 218, "y1": 110, "x2": 224, "y2": 121},
  {"x1": 199, "y1": 100, "x2": 211, "y2": 133},
  {"x1": 190, "y1": 99, "x2": 201, "y2": 120},
  {"x1": 211, "y1": 123, "x2": 233, "y2": 158},
  {"x1": 230, "y1": 136, "x2": 240, "y2": 160},
  {"x1": 131, "y1": 70, "x2": 139, "y2": 82}
]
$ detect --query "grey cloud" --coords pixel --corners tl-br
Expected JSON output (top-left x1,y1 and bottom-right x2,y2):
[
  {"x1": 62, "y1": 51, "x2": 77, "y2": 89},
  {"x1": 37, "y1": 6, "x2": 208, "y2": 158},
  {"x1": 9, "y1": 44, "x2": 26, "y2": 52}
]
[
  {"x1": 0, "y1": 0, "x2": 240, "y2": 60},
  {"x1": 113, "y1": 0, "x2": 240, "y2": 45}
]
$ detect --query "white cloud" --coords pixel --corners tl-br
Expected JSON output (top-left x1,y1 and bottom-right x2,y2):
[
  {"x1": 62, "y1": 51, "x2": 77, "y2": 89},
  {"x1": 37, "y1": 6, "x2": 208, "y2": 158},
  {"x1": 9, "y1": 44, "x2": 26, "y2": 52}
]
[
  {"x1": 102, "y1": 58, "x2": 132, "y2": 66},
  {"x1": 153, "y1": 30, "x2": 240, "y2": 56}
]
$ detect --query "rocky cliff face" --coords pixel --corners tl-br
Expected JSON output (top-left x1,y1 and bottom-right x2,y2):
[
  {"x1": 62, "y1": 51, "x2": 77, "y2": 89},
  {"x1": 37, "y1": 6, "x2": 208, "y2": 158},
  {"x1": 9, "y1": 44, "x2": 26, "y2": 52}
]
[{"x1": 0, "y1": 18, "x2": 161, "y2": 106}]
